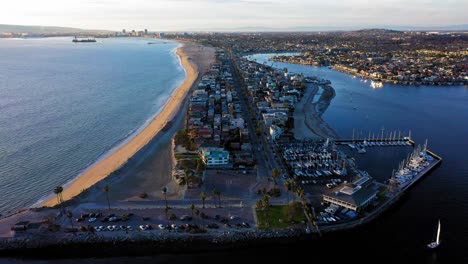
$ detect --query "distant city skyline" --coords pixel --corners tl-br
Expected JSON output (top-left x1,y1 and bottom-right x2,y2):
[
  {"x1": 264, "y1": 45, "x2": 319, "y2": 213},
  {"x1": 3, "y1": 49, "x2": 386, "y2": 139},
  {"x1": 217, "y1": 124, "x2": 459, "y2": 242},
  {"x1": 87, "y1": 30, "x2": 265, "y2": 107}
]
[{"x1": 1, "y1": 0, "x2": 467, "y2": 31}]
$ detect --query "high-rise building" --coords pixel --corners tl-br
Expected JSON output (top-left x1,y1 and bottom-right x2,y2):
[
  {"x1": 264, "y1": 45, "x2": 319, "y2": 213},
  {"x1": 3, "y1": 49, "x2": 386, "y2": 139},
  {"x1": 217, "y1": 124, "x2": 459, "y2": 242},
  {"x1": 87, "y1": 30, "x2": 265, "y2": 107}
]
[
  {"x1": 122, "y1": 29, "x2": 126, "y2": 34},
  {"x1": 144, "y1": 29, "x2": 148, "y2": 34}
]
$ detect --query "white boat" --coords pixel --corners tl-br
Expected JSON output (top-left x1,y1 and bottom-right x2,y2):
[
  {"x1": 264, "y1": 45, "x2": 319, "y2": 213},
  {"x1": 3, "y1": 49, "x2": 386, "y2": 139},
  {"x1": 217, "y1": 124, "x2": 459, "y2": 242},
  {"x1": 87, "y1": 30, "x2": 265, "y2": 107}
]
[{"x1": 427, "y1": 220, "x2": 441, "y2": 249}]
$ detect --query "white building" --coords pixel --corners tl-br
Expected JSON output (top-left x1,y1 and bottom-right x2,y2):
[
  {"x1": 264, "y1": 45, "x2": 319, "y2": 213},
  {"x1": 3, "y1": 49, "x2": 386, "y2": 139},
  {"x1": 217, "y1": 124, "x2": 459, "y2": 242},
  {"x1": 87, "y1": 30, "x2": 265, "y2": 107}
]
[{"x1": 199, "y1": 147, "x2": 229, "y2": 167}]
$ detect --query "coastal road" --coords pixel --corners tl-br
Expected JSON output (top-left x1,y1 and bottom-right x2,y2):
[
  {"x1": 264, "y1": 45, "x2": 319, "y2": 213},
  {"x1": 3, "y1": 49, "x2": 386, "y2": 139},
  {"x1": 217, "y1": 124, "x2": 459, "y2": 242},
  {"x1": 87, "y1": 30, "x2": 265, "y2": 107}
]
[{"x1": 227, "y1": 50, "x2": 290, "y2": 203}]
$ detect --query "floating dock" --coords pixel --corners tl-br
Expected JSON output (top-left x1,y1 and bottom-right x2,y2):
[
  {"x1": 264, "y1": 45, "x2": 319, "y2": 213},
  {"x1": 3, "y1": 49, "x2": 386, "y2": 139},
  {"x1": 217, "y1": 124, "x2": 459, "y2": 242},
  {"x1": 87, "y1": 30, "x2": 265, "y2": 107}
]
[
  {"x1": 335, "y1": 137, "x2": 414, "y2": 146},
  {"x1": 397, "y1": 150, "x2": 442, "y2": 192}
]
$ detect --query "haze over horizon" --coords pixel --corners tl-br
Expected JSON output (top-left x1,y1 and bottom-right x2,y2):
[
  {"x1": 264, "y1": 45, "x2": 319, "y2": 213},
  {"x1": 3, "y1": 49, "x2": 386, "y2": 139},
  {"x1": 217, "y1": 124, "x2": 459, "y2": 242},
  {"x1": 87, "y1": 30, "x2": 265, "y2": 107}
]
[{"x1": 1, "y1": 0, "x2": 467, "y2": 31}]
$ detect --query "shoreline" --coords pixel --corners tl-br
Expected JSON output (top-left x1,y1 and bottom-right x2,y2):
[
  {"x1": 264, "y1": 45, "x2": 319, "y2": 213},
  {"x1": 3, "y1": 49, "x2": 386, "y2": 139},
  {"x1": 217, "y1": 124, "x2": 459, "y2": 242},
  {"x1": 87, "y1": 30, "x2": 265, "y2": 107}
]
[
  {"x1": 269, "y1": 58, "x2": 467, "y2": 86},
  {"x1": 0, "y1": 48, "x2": 448, "y2": 258},
  {"x1": 293, "y1": 83, "x2": 339, "y2": 140},
  {"x1": 40, "y1": 42, "x2": 200, "y2": 207}
]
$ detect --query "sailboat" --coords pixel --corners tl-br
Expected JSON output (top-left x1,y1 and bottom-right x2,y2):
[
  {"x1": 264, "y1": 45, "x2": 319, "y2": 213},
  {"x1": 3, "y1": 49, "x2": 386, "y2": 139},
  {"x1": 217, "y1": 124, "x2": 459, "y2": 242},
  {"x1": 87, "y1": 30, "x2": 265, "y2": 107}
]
[{"x1": 427, "y1": 220, "x2": 441, "y2": 249}]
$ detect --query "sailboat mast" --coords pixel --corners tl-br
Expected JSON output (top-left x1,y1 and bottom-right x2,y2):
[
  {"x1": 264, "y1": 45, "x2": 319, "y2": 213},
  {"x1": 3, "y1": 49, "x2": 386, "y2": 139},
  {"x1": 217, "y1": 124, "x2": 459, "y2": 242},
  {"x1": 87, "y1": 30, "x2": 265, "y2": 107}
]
[{"x1": 436, "y1": 220, "x2": 441, "y2": 244}]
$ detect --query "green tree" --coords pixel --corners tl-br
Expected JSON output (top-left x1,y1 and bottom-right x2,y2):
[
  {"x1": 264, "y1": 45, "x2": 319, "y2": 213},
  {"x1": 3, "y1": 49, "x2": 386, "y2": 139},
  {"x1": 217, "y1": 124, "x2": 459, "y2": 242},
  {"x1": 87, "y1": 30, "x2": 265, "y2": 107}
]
[
  {"x1": 262, "y1": 194, "x2": 270, "y2": 209},
  {"x1": 272, "y1": 168, "x2": 279, "y2": 185},
  {"x1": 162, "y1": 186, "x2": 168, "y2": 209},
  {"x1": 256, "y1": 199, "x2": 264, "y2": 210},
  {"x1": 255, "y1": 126, "x2": 261, "y2": 135},
  {"x1": 103, "y1": 185, "x2": 111, "y2": 210},
  {"x1": 200, "y1": 192, "x2": 207, "y2": 208}
]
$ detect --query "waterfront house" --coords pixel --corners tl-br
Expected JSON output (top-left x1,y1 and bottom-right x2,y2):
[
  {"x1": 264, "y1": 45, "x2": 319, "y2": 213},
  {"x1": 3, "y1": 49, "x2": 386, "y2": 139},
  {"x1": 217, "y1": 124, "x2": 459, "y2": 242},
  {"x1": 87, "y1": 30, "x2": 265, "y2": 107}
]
[{"x1": 199, "y1": 146, "x2": 230, "y2": 167}]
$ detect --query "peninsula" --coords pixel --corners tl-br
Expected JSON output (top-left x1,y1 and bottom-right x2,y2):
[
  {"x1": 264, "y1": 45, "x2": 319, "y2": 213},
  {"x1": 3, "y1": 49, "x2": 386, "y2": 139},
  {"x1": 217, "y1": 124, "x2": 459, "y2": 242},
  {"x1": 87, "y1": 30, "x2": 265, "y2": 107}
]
[{"x1": 0, "y1": 34, "x2": 443, "y2": 256}]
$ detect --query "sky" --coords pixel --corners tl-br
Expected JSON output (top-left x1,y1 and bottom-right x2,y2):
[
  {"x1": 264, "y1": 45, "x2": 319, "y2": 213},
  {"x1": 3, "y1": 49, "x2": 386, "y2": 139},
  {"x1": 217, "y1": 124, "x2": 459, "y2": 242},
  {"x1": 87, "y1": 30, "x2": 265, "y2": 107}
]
[{"x1": 1, "y1": 0, "x2": 467, "y2": 31}]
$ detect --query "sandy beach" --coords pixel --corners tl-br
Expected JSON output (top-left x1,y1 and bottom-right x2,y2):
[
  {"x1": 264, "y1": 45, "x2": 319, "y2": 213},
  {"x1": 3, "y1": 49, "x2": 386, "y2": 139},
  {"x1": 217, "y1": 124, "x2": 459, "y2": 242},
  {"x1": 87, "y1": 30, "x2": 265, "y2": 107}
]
[
  {"x1": 40, "y1": 42, "x2": 216, "y2": 207},
  {"x1": 294, "y1": 84, "x2": 339, "y2": 140}
]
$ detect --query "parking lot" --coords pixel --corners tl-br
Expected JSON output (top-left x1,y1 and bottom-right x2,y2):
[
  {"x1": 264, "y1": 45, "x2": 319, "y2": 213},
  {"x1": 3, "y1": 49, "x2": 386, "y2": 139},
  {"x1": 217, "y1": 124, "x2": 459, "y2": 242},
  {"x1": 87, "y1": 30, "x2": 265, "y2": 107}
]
[{"x1": 65, "y1": 206, "x2": 255, "y2": 236}]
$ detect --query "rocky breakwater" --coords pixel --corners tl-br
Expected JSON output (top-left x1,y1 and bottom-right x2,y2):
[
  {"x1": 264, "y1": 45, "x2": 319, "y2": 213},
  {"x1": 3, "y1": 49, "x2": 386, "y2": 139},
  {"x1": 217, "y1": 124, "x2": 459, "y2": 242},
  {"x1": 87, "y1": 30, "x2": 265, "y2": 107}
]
[{"x1": 0, "y1": 228, "x2": 311, "y2": 257}]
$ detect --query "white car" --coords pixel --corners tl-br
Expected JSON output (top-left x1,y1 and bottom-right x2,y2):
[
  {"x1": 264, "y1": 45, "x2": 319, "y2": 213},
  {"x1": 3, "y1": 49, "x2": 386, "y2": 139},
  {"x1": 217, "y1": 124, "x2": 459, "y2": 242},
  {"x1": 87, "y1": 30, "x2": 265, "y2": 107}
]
[{"x1": 88, "y1": 217, "x2": 97, "y2": 223}]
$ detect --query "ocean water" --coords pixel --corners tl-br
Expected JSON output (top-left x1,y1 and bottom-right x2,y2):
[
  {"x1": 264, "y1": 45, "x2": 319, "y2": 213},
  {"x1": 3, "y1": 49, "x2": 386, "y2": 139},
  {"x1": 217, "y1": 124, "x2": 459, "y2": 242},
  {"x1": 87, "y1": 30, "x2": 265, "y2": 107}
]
[{"x1": 0, "y1": 37, "x2": 185, "y2": 216}]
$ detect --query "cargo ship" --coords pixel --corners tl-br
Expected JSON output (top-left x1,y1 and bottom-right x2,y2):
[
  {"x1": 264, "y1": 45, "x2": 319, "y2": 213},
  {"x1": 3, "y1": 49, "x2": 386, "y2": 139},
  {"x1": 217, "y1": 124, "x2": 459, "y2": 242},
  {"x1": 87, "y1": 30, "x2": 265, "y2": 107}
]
[{"x1": 72, "y1": 36, "x2": 97, "y2": 43}]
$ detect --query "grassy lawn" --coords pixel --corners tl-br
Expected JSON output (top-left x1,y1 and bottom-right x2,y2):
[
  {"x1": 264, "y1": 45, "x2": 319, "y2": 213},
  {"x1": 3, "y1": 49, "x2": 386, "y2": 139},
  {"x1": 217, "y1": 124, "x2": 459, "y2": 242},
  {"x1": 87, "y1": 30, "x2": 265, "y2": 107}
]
[{"x1": 256, "y1": 204, "x2": 306, "y2": 229}]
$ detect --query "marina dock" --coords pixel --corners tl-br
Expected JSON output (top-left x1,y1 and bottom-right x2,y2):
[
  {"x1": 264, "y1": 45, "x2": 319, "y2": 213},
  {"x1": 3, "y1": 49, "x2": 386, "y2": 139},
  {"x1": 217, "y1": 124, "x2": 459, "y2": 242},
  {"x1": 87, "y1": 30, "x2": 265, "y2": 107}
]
[
  {"x1": 335, "y1": 137, "x2": 415, "y2": 146},
  {"x1": 316, "y1": 147, "x2": 442, "y2": 234},
  {"x1": 398, "y1": 150, "x2": 442, "y2": 192}
]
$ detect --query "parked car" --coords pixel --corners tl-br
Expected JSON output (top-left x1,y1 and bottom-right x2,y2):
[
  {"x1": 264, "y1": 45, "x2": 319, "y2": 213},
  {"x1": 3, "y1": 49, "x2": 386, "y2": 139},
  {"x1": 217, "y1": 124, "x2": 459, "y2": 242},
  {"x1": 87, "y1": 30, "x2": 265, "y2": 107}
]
[{"x1": 180, "y1": 215, "x2": 192, "y2": 221}]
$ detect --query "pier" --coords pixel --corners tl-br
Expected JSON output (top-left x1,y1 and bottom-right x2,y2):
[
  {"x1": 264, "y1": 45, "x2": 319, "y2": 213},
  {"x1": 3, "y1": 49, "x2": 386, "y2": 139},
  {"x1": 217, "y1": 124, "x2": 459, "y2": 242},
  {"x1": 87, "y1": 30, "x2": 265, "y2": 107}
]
[
  {"x1": 335, "y1": 137, "x2": 414, "y2": 146},
  {"x1": 335, "y1": 129, "x2": 416, "y2": 150},
  {"x1": 397, "y1": 150, "x2": 442, "y2": 193}
]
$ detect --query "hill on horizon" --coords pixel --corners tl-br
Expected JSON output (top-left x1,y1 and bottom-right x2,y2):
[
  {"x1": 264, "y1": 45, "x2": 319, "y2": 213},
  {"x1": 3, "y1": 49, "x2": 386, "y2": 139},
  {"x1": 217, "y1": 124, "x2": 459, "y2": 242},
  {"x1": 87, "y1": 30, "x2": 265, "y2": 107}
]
[{"x1": 0, "y1": 24, "x2": 112, "y2": 34}]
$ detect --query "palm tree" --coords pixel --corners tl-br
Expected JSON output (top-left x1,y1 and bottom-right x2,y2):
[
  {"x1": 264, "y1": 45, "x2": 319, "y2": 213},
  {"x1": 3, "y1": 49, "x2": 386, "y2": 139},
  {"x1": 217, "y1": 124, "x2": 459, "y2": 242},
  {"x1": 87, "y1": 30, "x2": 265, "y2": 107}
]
[
  {"x1": 262, "y1": 194, "x2": 270, "y2": 209},
  {"x1": 296, "y1": 188, "x2": 305, "y2": 200},
  {"x1": 213, "y1": 189, "x2": 221, "y2": 208},
  {"x1": 103, "y1": 185, "x2": 110, "y2": 210},
  {"x1": 272, "y1": 168, "x2": 279, "y2": 185},
  {"x1": 66, "y1": 210, "x2": 74, "y2": 228},
  {"x1": 162, "y1": 186, "x2": 168, "y2": 209},
  {"x1": 284, "y1": 180, "x2": 292, "y2": 203},
  {"x1": 53, "y1": 186, "x2": 63, "y2": 205},
  {"x1": 190, "y1": 203, "x2": 198, "y2": 227},
  {"x1": 195, "y1": 208, "x2": 201, "y2": 229},
  {"x1": 262, "y1": 194, "x2": 271, "y2": 226},
  {"x1": 200, "y1": 192, "x2": 207, "y2": 208},
  {"x1": 190, "y1": 203, "x2": 195, "y2": 219},
  {"x1": 164, "y1": 206, "x2": 170, "y2": 226}
]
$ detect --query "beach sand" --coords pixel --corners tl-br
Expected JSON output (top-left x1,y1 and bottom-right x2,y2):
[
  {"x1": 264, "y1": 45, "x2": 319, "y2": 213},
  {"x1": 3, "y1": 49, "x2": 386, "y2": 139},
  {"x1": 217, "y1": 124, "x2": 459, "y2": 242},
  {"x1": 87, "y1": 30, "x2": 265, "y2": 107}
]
[
  {"x1": 40, "y1": 42, "x2": 216, "y2": 207},
  {"x1": 294, "y1": 83, "x2": 339, "y2": 140}
]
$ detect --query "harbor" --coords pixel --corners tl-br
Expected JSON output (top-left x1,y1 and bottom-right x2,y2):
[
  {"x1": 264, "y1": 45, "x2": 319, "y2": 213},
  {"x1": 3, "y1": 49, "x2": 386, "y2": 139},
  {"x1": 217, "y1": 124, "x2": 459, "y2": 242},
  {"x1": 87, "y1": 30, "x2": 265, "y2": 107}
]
[{"x1": 278, "y1": 134, "x2": 442, "y2": 232}]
